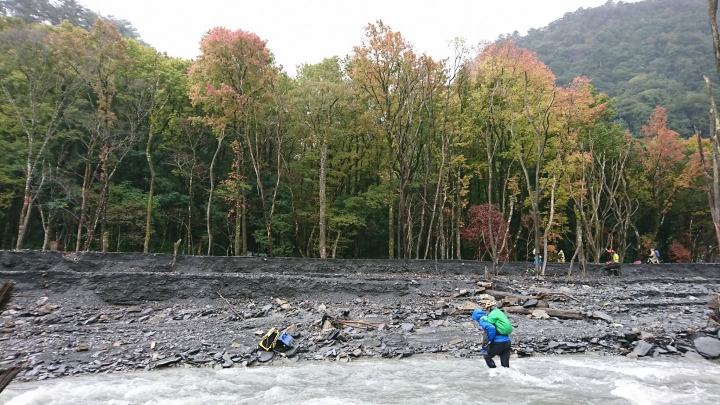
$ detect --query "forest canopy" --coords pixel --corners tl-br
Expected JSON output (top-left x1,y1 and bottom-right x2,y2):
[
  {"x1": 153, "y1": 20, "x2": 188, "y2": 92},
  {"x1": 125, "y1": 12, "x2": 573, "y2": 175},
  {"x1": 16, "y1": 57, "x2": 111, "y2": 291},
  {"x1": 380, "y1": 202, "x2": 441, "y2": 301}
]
[{"x1": 0, "y1": 0, "x2": 717, "y2": 269}]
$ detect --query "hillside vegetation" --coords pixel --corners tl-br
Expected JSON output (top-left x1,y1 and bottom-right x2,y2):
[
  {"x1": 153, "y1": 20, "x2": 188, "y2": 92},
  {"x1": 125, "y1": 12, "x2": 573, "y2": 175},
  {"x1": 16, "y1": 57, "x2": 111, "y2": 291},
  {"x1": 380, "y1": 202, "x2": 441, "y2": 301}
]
[{"x1": 513, "y1": 0, "x2": 714, "y2": 136}]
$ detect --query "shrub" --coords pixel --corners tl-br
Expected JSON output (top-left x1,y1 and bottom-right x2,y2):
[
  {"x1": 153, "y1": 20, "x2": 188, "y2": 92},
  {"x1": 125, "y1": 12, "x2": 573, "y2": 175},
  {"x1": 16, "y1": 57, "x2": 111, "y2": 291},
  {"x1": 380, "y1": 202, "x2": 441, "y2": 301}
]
[{"x1": 667, "y1": 240, "x2": 691, "y2": 263}]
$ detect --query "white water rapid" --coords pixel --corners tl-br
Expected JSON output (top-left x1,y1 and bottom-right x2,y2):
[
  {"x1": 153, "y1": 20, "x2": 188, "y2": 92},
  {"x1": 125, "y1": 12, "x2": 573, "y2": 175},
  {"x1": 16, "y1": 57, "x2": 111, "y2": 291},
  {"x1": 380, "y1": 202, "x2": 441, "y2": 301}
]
[{"x1": 1, "y1": 355, "x2": 719, "y2": 405}]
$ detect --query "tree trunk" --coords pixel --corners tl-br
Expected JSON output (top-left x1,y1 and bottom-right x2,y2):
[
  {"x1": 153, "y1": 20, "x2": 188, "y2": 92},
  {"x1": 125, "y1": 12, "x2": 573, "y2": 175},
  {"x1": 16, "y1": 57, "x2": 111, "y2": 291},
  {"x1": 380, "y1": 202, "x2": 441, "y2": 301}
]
[
  {"x1": 706, "y1": 0, "x2": 720, "y2": 249},
  {"x1": 206, "y1": 131, "x2": 225, "y2": 256},
  {"x1": 388, "y1": 204, "x2": 394, "y2": 259},
  {"x1": 242, "y1": 190, "x2": 247, "y2": 257},
  {"x1": 15, "y1": 166, "x2": 33, "y2": 250},
  {"x1": 233, "y1": 147, "x2": 242, "y2": 256},
  {"x1": 332, "y1": 230, "x2": 341, "y2": 259},
  {"x1": 319, "y1": 139, "x2": 328, "y2": 258},
  {"x1": 187, "y1": 160, "x2": 194, "y2": 255},
  {"x1": 144, "y1": 132, "x2": 156, "y2": 253},
  {"x1": 75, "y1": 151, "x2": 94, "y2": 252},
  {"x1": 37, "y1": 202, "x2": 50, "y2": 251},
  {"x1": 456, "y1": 192, "x2": 462, "y2": 259},
  {"x1": 541, "y1": 175, "x2": 557, "y2": 276}
]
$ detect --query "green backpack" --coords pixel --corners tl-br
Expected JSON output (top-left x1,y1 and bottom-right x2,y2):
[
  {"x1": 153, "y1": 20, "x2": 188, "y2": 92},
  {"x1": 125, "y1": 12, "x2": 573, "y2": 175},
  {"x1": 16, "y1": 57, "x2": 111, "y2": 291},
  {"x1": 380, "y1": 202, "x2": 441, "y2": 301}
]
[{"x1": 487, "y1": 308, "x2": 514, "y2": 335}]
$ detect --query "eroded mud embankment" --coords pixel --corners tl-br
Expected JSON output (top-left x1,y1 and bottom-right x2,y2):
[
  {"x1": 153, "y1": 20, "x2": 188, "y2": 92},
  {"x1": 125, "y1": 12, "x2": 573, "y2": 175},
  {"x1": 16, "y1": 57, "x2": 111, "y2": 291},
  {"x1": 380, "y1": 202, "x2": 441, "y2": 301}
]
[{"x1": 2, "y1": 250, "x2": 718, "y2": 303}]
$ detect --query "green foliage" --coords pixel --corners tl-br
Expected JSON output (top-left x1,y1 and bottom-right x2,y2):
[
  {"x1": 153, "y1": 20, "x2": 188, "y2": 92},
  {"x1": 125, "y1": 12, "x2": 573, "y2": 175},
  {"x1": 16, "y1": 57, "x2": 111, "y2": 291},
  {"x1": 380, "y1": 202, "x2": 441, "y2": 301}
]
[
  {"x1": 0, "y1": 0, "x2": 142, "y2": 41},
  {"x1": 0, "y1": 2, "x2": 715, "y2": 261},
  {"x1": 513, "y1": 0, "x2": 712, "y2": 136}
]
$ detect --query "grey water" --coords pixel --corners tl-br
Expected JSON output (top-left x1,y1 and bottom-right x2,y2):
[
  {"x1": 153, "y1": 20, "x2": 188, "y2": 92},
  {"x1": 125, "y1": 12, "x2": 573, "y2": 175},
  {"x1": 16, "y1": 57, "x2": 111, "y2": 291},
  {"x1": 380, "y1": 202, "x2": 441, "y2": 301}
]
[{"x1": 1, "y1": 355, "x2": 719, "y2": 405}]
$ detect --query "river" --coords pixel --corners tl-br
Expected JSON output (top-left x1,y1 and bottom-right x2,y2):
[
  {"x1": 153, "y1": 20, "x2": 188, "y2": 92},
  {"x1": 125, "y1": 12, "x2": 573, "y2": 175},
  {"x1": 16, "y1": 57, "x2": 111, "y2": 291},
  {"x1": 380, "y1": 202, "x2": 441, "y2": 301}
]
[{"x1": 1, "y1": 355, "x2": 719, "y2": 404}]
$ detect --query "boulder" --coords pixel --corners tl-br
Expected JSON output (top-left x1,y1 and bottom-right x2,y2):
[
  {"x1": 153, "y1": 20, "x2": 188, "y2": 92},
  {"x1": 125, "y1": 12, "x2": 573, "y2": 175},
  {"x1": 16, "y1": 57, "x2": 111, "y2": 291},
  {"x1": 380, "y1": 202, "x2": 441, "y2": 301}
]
[
  {"x1": 522, "y1": 299, "x2": 538, "y2": 308},
  {"x1": 461, "y1": 301, "x2": 480, "y2": 311},
  {"x1": 693, "y1": 336, "x2": 720, "y2": 358},
  {"x1": 633, "y1": 340, "x2": 654, "y2": 357}
]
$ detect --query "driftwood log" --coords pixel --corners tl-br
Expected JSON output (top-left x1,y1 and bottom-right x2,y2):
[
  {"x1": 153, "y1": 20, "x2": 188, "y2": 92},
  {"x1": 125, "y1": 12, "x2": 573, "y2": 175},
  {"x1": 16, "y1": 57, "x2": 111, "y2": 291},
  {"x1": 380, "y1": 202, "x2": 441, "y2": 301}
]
[
  {"x1": 482, "y1": 289, "x2": 580, "y2": 303},
  {"x1": 504, "y1": 306, "x2": 584, "y2": 320},
  {"x1": 0, "y1": 367, "x2": 20, "y2": 394},
  {"x1": 0, "y1": 282, "x2": 15, "y2": 312}
]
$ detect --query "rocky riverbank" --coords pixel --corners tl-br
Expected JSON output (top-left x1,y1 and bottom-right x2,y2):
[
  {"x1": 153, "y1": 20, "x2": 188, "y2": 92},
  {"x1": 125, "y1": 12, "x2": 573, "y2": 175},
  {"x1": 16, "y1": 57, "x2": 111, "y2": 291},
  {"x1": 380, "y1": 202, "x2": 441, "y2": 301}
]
[{"x1": 1, "y1": 250, "x2": 719, "y2": 382}]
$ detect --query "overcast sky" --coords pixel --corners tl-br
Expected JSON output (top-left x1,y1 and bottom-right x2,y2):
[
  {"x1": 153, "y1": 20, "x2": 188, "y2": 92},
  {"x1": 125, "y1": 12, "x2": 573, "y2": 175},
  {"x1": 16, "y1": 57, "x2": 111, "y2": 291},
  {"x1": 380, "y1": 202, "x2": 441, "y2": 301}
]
[{"x1": 78, "y1": 0, "x2": 641, "y2": 75}]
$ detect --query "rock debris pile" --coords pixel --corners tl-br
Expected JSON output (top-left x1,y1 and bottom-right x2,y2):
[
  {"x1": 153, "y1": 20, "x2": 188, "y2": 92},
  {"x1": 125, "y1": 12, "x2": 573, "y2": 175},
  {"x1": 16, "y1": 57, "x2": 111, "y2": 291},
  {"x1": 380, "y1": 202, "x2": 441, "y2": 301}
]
[{"x1": 0, "y1": 251, "x2": 718, "y2": 381}]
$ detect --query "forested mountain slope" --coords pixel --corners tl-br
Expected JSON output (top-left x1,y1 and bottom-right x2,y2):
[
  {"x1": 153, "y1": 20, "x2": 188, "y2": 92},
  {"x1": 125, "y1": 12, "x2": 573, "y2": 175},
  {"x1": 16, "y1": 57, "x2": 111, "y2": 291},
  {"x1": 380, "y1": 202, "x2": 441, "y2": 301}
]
[
  {"x1": 0, "y1": 0, "x2": 141, "y2": 40},
  {"x1": 513, "y1": 0, "x2": 713, "y2": 136}
]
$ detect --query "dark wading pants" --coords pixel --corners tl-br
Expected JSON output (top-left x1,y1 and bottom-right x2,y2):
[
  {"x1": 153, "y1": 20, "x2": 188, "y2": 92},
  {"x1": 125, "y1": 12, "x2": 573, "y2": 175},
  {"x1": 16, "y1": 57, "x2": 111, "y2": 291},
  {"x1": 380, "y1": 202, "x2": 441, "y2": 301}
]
[{"x1": 484, "y1": 340, "x2": 511, "y2": 368}]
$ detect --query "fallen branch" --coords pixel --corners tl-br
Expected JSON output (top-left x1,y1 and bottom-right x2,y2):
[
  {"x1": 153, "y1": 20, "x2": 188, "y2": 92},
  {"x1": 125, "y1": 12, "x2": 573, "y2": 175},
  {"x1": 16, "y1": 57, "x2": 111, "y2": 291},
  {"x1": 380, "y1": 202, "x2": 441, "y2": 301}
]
[
  {"x1": 481, "y1": 289, "x2": 580, "y2": 303},
  {"x1": 536, "y1": 292, "x2": 581, "y2": 303},
  {"x1": 504, "y1": 305, "x2": 584, "y2": 320},
  {"x1": 0, "y1": 282, "x2": 15, "y2": 312},
  {"x1": 0, "y1": 367, "x2": 20, "y2": 394},
  {"x1": 324, "y1": 315, "x2": 384, "y2": 329},
  {"x1": 216, "y1": 291, "x2": 243, "y2": 320}
]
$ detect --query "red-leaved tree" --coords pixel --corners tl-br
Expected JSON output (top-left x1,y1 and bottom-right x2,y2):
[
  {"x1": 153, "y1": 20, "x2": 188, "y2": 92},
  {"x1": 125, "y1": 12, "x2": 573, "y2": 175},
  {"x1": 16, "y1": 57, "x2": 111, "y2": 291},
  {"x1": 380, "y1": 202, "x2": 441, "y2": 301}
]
[
  {"x1": 461, "y1": 204, "x2": 510, "y2": 263},
  {"x1": 188, "y1": 27, "x2": 277, "y2": 255},
  {"x1": 667, "y1": 240, "x2": 691, "y2": 263}
]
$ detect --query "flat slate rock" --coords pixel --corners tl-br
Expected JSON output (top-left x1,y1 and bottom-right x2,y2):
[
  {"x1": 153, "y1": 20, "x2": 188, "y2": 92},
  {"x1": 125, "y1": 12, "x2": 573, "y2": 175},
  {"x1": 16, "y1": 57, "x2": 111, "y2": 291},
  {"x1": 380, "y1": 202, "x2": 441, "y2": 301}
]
[
  {"x1": 591, "y1": 311, "x2": 613, "y2": 323},
  {"x1": 258, "y1": 351, "x2": 274, "y2": 363},
  {"x1": 694, "y1": 337, "x2": 720, "y2": 358},
  {"x1": 284, "y1": 345, "x2": 300, "y2": 358},
  {"x1": 633, "y1": 340, "x2": 654, "y2": 357},
  {"x1": 155, "y1": 356, "x2": 182, "y2": 368}
]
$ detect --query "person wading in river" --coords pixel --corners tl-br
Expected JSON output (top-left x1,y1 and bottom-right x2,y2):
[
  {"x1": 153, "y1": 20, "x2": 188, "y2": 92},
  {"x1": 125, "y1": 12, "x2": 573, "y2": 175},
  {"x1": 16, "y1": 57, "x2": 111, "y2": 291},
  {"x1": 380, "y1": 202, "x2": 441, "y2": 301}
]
[{"x1": 472, "y1": 301, "x2": 513, "y2": 368}]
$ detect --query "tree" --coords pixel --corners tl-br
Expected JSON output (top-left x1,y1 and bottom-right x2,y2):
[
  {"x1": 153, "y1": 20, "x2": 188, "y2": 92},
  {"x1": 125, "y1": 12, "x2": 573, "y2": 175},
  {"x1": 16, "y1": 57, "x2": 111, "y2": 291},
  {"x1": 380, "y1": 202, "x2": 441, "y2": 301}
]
[
  {"x1": 350, "y1": 21, "x2": 444, "y2": 259},
  {"x1": 114, "y1": 40, "x2": 188, "y2": 253},
  {"x1": 702, "y1": 0, "x2": 720, "y2": 249},
  {"x1": 1, "y1": 0, "x2": 142, "y2": 40},
  {"x1": 165, "y1": 119, "x2": 208, "y2": 255},
  {"x1": 0, "y1": 21, "x2": 80, "y2": 249},
  {"x1": 50, "y1": 19, "x2": 131, "y2": 252},
  {"x1": 188, "y1": 27, "x2": 277, "y2": 255},
  {"x1": 636, "y1": 106, "x2": 690, "y2": 240},
  {"x1": 556, "y1": 78, "x2": 614, "y2": 264},
  {"x1": 290, "y1": 57, "x2": 355, "y2": 258},
  {"x1": 461, "y1": 204, "x2": 510, "y2": 261},
  {"x1": 474, "y1": 40, "x2": 558, "y2": 275}
]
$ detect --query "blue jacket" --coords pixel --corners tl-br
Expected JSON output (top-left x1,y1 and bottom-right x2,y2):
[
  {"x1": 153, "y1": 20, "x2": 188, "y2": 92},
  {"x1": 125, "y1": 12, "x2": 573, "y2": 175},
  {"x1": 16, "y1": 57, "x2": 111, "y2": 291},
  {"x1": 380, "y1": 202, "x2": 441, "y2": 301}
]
[{"x1": 472, "y1": 309, "x2": 510, "y2": 343}]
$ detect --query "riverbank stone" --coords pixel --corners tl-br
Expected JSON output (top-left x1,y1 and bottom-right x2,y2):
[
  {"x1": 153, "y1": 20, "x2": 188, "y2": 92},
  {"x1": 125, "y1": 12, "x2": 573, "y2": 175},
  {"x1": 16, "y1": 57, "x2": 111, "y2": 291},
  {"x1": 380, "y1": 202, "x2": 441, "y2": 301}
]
[
  {"x1": 1, "y1": 251, "x2": 719, "y2": 382},
  {"x1": 633, "y1": 340, "x2": 654, "y2": 357},
  {"x1": 693, "y1": 337, "x2": 720, "y2": 358}
]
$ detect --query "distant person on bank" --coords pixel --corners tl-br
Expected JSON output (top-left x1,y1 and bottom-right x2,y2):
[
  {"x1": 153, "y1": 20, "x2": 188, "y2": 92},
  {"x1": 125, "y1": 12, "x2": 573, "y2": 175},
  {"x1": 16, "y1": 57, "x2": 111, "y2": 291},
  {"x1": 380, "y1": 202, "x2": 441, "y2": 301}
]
[
  {"x1": 558, "y1": 250, "x2": 565, "y2": 263},
  {"x1": 647, "y1": 247, "x2": 660, "y2": 264},
  {"x1": 472, "y1": 301, "x2": 513, "y2": 368}
]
